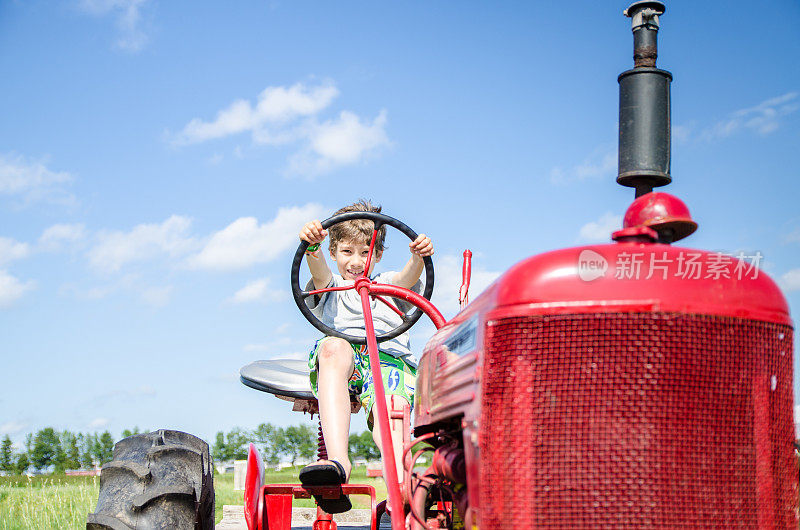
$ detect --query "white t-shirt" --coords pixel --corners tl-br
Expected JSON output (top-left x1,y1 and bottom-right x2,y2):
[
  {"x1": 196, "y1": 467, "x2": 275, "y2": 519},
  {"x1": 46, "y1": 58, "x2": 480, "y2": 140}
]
[{"x1": 305, "y1": 272, "x2": 422, "y2": 365}]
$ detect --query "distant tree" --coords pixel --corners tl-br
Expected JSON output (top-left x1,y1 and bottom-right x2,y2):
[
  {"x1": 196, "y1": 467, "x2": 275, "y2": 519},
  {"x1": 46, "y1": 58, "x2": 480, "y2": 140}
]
[
  {"x1": 79, "y1": 433, "x2": 95, "y2": 468},
  {"x1": 252, "y1": 423, "x2": 285, "y2": 465},
  {"x1": 212, "y1": 432, "x2": 229, "y2": 462},
  {"x1": 283, "y1": 425, "x2": 316, "y2": 465},
  {"x1": 89, "y1": 432, "x2": 114, "y2": 465},
  {"x1": 61, "y1": 431, "x2": 81, "y2": 471},
  {"x1": 349, "y1": 431, "x2": 380, "y2": 461},
  {"x1": 121, "y1": 427, "x2": 142, "y2": 438},
  {"x1": 97, "y1": 432, "x2": 114, "y2": 464},
  {"x1": 0, "y1": 436, "x2": 14, "y2": 473},
  {"x1": 226, "y1": 429, "x2": 250, "y2": 460},
  {"x1": 212, "y1": 429, "x2": 249, "y2": 462},
  {"x1": 51, "y1": 432, "x2": 68, "y2": 474},
  {"x1": 14, "y1": 453, "x2": 30, "y2": 475},
  {"x1": 30, "y1": 427, "x2": 60, "y2": 471}
]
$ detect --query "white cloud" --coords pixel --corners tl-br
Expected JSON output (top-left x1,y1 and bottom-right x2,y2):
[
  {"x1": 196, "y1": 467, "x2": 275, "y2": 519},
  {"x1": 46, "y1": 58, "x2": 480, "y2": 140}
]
[
  {"x1": 579, "y1": 212, "x2": 622, "y2": 242},
  {"x1": 430, "y1": 254, "x2": 501, "y2": 317},
  {"x1": 230, "y1": 277, "x2": 286, "y2": 304},
  {"x1": 189, "y1": 203, "x2": 325, "y2": 271},
  {"x1": 60, "y1": 273, "x2": 139, "y2": 301},
  {"x1": 0, "y1": 237, "x2": 30, "y2": 266},
  {"x1": 0, "y1": 153, "x2": 75, "y2": 205},
  {"x1": 78, "y1": 0, "x2": 151, "y2": 52},
  {"x1": 550, "y1": 149, "x2": 616, "y2": 185},
  {"x1": 0, "y1": 270, "x2": 35, "y2": 308},
  {"x1": 88, "y1": 417, "x2": 110, "y2": 429},
  {"x1": 672, "y1": 123, "x2": 692, "y2": 145},
  {"x1": 288, "y1": 110, "x2": 390, "y2": 176},
  {"x1": 0, "y1": 421, "x2": 27, "y2": 436},
  {"x1": 88, "y1": 215, "x2": 197, "y2": 272},
  {"x1": 174, "y1": 82, "x2": 339, "y2": 145},
  {"x1": 171, "y1": 81, "x2": 389, "y2": 177},
  {"x1": 140, "y1": 285, "x2": 173, "y2": 306},
  {"x1": 702, "y1": 92, "x2": 799, "y2": 140},
  {"x1": 780, "y1": 269, "x2": 800, "y2": 292},
  {"x1": 39, "y1": 223, "x2": 87, "y2": 251}
]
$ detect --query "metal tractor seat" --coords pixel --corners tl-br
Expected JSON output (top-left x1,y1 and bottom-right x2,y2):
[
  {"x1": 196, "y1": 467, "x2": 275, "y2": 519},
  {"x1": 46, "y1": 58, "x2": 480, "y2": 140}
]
[
  {"x1": 240, "y1": 359, "x2": 361, "y2": 414},
  {"x1": 240, "y1": 359, "x2": 314, "y2": 400}
]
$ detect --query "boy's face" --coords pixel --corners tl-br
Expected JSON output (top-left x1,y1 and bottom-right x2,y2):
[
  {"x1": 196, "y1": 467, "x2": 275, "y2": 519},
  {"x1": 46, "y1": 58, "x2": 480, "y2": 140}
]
[{"x1": 330, "y1": 238, "x2": 382, "y2": 280}]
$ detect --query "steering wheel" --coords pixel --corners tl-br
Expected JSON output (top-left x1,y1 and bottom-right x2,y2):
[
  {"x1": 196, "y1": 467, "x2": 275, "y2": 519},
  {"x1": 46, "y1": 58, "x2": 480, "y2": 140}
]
[{"x1": 291, "y1": 211, "x2": 436, "y2": 344}]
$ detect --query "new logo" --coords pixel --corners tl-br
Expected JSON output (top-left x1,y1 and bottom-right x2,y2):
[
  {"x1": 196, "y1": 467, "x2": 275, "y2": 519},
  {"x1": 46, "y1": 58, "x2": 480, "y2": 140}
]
[{"x1": 578, "y1": 249, "x2": 608, "y2": 281}]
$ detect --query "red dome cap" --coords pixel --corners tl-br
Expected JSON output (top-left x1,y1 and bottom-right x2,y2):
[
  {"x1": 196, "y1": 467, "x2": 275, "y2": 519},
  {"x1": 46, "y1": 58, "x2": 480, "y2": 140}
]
[{"x1": 623, "y1": 192, "x2": 697, "y2": 242}]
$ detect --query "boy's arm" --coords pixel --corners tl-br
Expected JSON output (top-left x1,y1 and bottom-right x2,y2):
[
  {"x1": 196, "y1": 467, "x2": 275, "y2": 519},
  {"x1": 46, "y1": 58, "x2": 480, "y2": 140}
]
[
  {"x1": 299, "y1": 220, "x2": 333, "y2": 290},
  {"x1": 391, "y1": 234, "x2": 434, "y2": 289}
]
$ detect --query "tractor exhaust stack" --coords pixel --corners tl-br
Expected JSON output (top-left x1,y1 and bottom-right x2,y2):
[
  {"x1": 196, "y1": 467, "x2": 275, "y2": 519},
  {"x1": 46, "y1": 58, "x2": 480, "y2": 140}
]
[{"x1": 618, "y1": 1, "x2": 672, "y2": 197}]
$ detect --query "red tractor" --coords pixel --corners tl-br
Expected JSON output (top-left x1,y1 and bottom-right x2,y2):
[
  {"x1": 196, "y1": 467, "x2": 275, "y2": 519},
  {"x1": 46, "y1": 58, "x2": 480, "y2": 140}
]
[{"x1": 87, "y1": 2, "x2": 797, "y2": 529}]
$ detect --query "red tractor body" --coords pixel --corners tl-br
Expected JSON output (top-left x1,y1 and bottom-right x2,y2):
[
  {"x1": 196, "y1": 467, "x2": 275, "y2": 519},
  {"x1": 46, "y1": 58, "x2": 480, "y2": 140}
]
[{"x1": 415, "y1": 239, "x2": 796, "y2": 527}]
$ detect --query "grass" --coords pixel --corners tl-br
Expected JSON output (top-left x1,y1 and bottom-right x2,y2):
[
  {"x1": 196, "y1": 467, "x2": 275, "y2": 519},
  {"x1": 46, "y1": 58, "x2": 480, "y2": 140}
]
[
  {"x1": 0, "y1": 466, "x2": 388, "y2": 529},
  {"x1": 0, "y1": 475, "x2": 100, "y2": 530}
]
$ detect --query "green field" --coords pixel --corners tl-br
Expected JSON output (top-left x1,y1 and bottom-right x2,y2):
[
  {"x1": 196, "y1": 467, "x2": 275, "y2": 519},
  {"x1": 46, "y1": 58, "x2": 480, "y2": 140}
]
[{"x1": 0, "y1": 467, "x2": 387, "y2": 529}]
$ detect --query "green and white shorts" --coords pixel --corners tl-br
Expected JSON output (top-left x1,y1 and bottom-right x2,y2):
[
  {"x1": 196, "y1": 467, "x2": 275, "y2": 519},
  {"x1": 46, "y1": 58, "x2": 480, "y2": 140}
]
[{"x1": 308, "y1": 337, "x2": 416, "y2": 427}]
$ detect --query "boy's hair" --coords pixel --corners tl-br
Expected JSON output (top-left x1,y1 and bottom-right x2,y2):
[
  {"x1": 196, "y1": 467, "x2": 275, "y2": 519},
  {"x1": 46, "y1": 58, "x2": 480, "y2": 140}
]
[{"x1": 329, "y1": 199, "x2": 387, "y2": 253}]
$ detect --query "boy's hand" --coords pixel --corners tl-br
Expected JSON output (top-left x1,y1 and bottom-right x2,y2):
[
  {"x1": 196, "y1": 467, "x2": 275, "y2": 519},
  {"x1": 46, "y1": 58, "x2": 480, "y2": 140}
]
[
  {"x1": 300, "y1": 220, "x2": 328, "y2": 245},
  {"x1": 409, "y1": 234, "x2": 434, "y2": 257}
]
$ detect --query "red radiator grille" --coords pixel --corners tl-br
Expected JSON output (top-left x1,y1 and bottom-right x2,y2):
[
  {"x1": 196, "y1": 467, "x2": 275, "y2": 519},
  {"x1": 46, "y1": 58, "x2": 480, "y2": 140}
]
[{"x1": 479, "y1": 312, "x2": 796, "y2": 528}]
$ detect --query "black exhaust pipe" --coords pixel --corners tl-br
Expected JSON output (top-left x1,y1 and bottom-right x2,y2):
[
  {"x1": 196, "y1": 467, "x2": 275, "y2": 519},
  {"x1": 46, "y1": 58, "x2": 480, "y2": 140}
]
[{"x1": 618, "y1": 1, "x2": 671, "y2": 198}]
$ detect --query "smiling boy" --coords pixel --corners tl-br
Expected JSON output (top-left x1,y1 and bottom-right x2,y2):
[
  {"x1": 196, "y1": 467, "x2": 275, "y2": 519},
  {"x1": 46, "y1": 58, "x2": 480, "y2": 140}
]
[{"x1": 297, "y1": 199, "x2": 433, "y2": 513}]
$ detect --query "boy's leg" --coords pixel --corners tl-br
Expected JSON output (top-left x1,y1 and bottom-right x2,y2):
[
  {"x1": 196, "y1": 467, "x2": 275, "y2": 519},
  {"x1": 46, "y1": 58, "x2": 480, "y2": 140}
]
[{"x1": 315, "y1": 337, "x2": 355, "y2": 480}]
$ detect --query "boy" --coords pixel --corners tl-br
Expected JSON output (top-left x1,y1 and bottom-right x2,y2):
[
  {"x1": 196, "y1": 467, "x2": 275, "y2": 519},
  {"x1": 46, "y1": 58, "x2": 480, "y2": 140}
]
[{"x1": 298, "y1": 199, "x2": 433, "y2": 513}]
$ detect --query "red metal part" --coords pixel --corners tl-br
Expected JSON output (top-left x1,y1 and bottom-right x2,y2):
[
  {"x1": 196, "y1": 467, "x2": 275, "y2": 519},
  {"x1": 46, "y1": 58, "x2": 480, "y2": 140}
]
[
  {"x1": 622, "y1": 191, "x2": 698, "y2": 241},
  {"x1": 490, "y1": 243, "x2": 790, "y2": 325},
  {"x1": 358, "y1": 283, "x2": 404, "y2": 530},
  {"x1": 259, "y1": 484, "x2": 377, "y2": 530},
  {"x1": 317, "y1": 420, "x2": 327, "y2": 460},
  {"x1": 611, "y1": 224, "x2": 658, "y2": 242},
  {"x1": 478, "y1": 312, "x2": 795, "y2": 527},
  {"x1": 459, "y1": 250, "x2": 472, "y2": 309},
  {"x1": 363, "y1": 227, "x2": 380, "y2": 278},
  {"x1": 414, "y1": 232, "x2": 794, "y2": 527},
  {"x1": 306, "y1": 284, "x2": 354, "y2": 297},
  {"x1": 244, "y1": 443, "x2": 265, "y2": 530},
  {"x1": 372, "y1": 293, "x2": 406, "y2": 319},
  {"x1": 408, "y1": 466, "x2": 438, "y2": 530},
  {"x1": 312, "y1": 507, "x2": 336, "y2": 530},
  {"x1": 431, "y1": 445, "x2": 465, "y2": 485},
  {"x1": 362, "y1": 280, "x2": 446, "y2": 329},
  {"x1": 265, "y1": 494, "x2": 293, "y2": 530}
]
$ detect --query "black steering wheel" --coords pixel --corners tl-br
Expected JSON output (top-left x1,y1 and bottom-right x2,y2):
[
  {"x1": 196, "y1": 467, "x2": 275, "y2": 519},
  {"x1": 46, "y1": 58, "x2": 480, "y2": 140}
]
[{"x1": 291, "y1": 211, "x2": 435, "y2": 344}]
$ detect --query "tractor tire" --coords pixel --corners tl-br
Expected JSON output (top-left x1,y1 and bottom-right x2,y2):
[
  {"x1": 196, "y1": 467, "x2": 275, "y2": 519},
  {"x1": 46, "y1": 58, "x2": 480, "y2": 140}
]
[{"x1": 87, "y1": 429, "x2": 214, "y2": 530}]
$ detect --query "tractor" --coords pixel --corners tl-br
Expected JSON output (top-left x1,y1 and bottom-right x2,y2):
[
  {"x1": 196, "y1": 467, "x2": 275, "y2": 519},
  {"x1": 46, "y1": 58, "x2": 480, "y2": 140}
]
[{"x1": 87, "y1": 2, "x2": 797, "y2": 529}]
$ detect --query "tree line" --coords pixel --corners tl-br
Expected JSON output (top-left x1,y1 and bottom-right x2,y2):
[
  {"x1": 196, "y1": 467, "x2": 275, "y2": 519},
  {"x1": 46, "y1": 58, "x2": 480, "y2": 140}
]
[
  {"x1": 0, "y1": 427, "x2": 143, "y2": 475},
  {"x1": 0, "y1": 424, "x2": 381, "y2": 475},
  {"x1": 212, "y1": 423, "x2": 380, "y2": 465}
]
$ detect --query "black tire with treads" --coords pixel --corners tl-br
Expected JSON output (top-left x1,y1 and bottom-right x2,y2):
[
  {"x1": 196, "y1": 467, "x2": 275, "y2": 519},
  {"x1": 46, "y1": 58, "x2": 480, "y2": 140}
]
[{"x1": 87, "y1": 429, "x2": 214, "y2": 529}]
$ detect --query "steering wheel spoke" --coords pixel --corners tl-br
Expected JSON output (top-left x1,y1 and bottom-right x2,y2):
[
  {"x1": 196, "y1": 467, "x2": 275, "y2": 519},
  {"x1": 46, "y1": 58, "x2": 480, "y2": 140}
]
[
  {"x1": 303, "y1": 285, "x2": 354, "y2": 298},
  {"x1": 371, "y1": 292, "x2": 410, "y2": 322}
]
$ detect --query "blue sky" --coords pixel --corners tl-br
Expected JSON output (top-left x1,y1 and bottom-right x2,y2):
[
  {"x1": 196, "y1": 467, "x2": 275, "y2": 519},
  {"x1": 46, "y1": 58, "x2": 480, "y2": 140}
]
[{"x1": 1, "y1": 0, "x2": 799, "y2": 448}]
